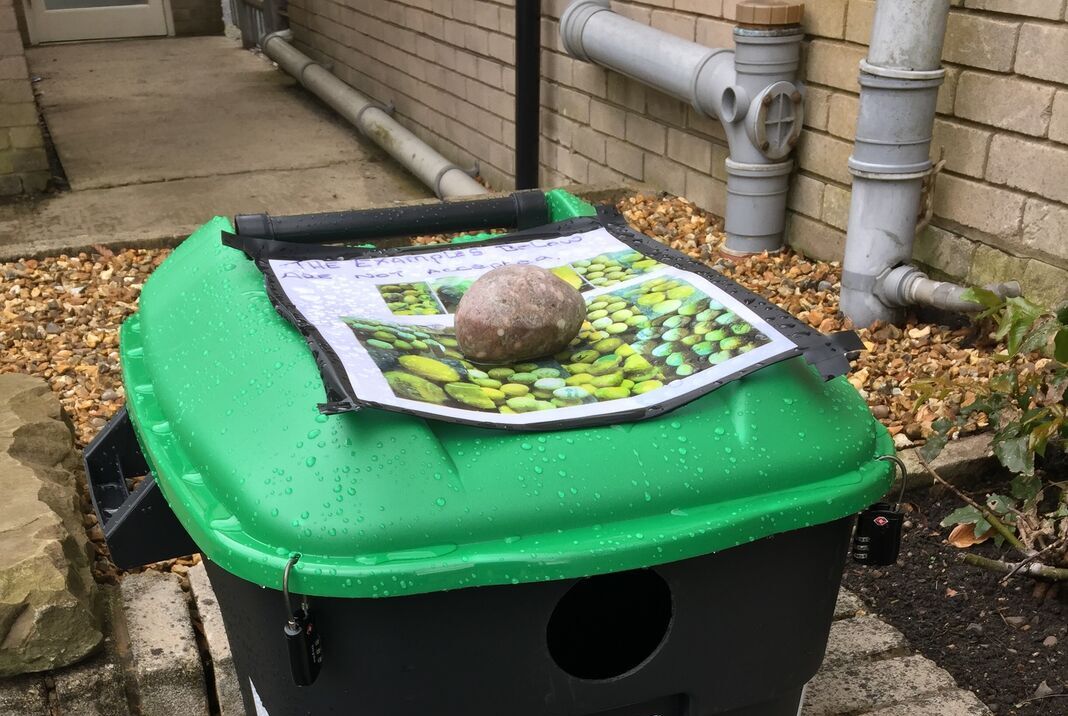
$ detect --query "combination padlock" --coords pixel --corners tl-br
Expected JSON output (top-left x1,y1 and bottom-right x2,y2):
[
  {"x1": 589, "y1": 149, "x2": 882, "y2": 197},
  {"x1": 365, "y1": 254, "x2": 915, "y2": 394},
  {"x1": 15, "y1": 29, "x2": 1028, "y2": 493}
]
[
  {"x1": 282, "y1": 554, "x2": 323, "y2": 686},
  {"x1": 851, "y1": 455, "x2": 906, "y2": 567}
]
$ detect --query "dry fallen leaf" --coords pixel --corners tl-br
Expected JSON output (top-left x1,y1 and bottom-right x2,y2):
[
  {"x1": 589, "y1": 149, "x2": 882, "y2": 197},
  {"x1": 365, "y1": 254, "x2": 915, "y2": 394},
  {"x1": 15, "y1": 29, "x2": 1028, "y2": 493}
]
[{"x1": 948, "y1": 522, "x2": 990, "y2": 549}]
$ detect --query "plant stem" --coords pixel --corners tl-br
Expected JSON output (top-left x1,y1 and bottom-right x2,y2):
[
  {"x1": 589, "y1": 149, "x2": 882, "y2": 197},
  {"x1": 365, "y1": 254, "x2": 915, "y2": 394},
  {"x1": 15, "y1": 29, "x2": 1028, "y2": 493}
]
[
  {"x1": 917, "y1": 453, "x2": 1034, "y2": 556},
  {"x1": 962, "y1": 553, "x2": 1068, "y2": 581},
  {"x1": 1000, "y1": 536, "x2": 1067, "y2": 584}
]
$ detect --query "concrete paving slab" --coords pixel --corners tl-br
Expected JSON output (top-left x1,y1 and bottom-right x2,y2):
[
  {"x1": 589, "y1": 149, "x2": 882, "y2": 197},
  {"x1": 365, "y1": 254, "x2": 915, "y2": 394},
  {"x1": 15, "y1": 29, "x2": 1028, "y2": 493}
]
[
  {"x1": 863, "y1": 689, "x2": 994, "y2": 716},
  {"x1": 0, "y1": 674, "x2": 49, "y2": 715},
  {"x1": 4, "y1": 34, "x2": 431, "y2": 263},
  {"x1": 119, "y1": 571, "x2": 207, "y2": 716},
  {"x1": 833, "y1": 588, "x2": 866, "y2": 620},
  {"x1": 27, "y1": 37, "x2": 381, "y2": 191},
  {"x1": 0, "y1": 162, "x2": 428, "y2": 262},
  {"x1": 822, "y1": 615, "x2": 908, "y2": 668},
  {"x1": 187, "y1": 562, "x2": 242, "y2": 716},
  {"x1": 52, "y1": 586, "x2": 129, "y2": 716},
  {"x1": 53, "y1": 660, "x2": 128, "y2": 716},
  {"x1": 803, "y1": 655, "x2": 957, "y2": 715}
]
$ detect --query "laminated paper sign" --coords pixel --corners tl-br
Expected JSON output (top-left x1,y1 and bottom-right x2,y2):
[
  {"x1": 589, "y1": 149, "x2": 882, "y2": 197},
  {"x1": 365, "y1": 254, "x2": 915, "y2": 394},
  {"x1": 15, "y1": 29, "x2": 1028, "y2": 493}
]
[{"x1": 255, "y1": 224, "x2": 800, "y2": 429}]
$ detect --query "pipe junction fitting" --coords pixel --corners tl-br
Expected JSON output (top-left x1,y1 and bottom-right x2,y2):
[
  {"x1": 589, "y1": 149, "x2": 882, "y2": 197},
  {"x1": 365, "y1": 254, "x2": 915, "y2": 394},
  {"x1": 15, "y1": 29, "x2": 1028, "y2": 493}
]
[
  {"x1": 560, "y1": 0, "x2": 806, "y2": 255},
  {"x1": 880, "y1": 265, "x2": 1021, "y2": 313},
  {"x1": 836, "y1": 0, "x2": 1006, "y2": 327}
]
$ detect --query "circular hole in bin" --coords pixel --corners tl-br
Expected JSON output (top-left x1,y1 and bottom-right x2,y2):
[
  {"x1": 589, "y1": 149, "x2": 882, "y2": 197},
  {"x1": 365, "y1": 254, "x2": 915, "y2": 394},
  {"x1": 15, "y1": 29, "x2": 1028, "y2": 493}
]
[{"x1": 546, "y1": 569, "x2": 672, "y2": 680}]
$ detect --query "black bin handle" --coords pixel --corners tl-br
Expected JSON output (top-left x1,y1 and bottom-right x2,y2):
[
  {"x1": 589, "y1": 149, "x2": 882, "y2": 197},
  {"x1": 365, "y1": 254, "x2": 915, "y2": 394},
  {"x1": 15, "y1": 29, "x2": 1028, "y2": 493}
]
[
  {"x1": 234, "y1": 190, "x2": 550, "y2": 244},
  {"x1": 84, "y1": 408, "x2": 198, "y2": 569}
]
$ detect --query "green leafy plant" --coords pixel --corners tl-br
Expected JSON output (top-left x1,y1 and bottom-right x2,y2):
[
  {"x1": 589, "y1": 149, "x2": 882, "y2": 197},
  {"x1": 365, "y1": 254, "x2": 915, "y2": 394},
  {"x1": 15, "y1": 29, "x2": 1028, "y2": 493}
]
[{"x1": 923, "y1": 289, "x2": 1068, "y2": 581}]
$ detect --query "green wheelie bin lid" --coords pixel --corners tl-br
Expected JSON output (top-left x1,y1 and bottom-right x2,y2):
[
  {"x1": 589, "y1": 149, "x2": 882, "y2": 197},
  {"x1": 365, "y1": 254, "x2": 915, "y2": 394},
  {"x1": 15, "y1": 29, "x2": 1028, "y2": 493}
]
[{"x1": 120, "y1": 190, "x2": 893, "y2": 598}]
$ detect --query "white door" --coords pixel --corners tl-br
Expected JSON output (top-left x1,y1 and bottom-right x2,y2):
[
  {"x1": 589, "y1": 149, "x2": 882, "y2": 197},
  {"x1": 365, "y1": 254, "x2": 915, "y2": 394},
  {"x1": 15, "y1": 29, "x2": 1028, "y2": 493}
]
[{"x1": 23, "y1": 0, "x2": 170, "y2": 44}]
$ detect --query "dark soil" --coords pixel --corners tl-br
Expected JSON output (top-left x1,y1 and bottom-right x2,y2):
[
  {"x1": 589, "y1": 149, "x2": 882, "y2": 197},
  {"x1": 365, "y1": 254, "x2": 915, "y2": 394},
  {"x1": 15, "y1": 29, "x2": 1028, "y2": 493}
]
[{"x1": 843, "y1": 471, "x2": 1068, "y2": 716}]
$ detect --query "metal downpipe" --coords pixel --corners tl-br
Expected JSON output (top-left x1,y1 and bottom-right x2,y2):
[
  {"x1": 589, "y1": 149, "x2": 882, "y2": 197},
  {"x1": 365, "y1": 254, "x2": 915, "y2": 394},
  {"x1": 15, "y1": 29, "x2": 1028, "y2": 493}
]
[
  {"x1": 837, "y1": 1, "x2": 1018, "y2": 326},
  {"x1": 260, "y1": 32, "x2": 486, "y2": 199},
  {"x1": 514, "y1": 0, "x2": 541, "y2": 190}
]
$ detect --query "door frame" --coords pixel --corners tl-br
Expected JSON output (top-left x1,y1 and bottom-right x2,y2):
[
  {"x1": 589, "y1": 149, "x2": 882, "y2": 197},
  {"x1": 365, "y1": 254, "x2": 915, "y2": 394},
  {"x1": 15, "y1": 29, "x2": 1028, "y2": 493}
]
[{"x1": 22, "y1": 0, "x2": 174, "y2": 44}]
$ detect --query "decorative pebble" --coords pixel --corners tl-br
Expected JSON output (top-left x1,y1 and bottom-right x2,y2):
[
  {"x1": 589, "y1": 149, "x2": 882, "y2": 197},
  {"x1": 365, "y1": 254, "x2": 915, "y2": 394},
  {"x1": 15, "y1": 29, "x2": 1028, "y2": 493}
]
[{"x1": 454, "y1": 264, "x2": 586, "y2": 364}]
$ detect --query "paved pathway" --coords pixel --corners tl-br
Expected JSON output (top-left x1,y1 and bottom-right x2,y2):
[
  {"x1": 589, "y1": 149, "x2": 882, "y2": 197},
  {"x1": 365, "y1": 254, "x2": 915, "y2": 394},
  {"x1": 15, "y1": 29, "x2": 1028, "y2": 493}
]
[
  {"x1": 0, "y1": 36, "x2": 428, "y2": 261},
  {"x1": 0, "y1": 566, "x2": 993, "y2": 716}
]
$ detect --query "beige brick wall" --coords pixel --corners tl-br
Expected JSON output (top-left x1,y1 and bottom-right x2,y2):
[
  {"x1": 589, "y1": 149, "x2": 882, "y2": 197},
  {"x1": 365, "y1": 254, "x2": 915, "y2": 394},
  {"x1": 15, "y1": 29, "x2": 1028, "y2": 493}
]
[
  {"x1": 0, "y1": 0, "x2": 45, "y2": 195},
  {"x1": 289, "y1": 0, "x2": 1068, "y2": 305}
]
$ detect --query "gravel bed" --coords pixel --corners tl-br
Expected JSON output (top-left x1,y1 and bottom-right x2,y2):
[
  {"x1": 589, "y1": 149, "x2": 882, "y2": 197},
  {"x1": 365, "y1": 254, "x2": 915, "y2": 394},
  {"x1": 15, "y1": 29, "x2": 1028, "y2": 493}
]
[
  {"x1": 1, "y1": 247, "x2": 168, "y2": 446},
  {"x1": 617, "y1": 193, "x2": 1016, "y2": 447},
  {"x1": 0, "y1": 193, "x2": 1014, "y2": 451}
]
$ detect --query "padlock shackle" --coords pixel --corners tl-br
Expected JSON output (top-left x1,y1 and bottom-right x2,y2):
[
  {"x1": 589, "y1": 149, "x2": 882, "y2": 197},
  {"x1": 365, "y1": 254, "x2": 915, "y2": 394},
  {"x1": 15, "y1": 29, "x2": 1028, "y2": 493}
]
[
  {"x1": 283, "y1": 552, "x2": 302, "y2": 618},
  {"x1": 876, "y1": 454, "x2": 908, "y2": 509}
]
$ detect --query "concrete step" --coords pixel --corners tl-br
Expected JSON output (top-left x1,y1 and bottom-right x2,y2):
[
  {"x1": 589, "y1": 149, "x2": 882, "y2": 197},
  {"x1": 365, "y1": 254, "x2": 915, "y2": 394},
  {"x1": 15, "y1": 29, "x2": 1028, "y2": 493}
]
[
  {"x1": 51, "y1": 586, "x2": 129, "y2": 716},
  {"x1": 119, "y1": 570, "x2": 209, "y2": 716},
  {"x1": 0, "y1": 674, "x2": 49, "y2": 715},
  {"x1": 188, "y1": 562, "x2": 244, "y2": 716}
]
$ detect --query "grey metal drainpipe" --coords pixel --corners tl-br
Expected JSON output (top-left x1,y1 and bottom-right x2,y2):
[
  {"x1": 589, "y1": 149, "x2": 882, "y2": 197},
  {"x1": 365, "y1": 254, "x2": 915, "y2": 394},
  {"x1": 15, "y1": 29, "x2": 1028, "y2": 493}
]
[
  {"x1": 260, "y1": 30, "x2": 487, "y2": 200},
  {"x1": 560, "y1": 0, "x2": 806, "y2": 255},
  {"x1": 840, "y1": 1, "x2": 1020, "y2": 326}
]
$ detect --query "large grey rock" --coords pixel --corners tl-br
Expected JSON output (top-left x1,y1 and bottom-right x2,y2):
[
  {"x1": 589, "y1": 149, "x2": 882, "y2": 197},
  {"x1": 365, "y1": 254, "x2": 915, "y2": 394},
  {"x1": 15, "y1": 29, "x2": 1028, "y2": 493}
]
[
  {"x1": 188, "y1": 562, "x2": 243, "y2": 716},
  {"x1": 0, "y1": 374, "x2": 102, "y2": 676},
  {"x1": 120, "y1": 570, "x2": 208, "y2": 716},
  {"x1": 898, "y1": 433, "x2": 995, "y2": 489},
  {"x1": 455, "y1": 264, "x2": 586, "y2": 364}
]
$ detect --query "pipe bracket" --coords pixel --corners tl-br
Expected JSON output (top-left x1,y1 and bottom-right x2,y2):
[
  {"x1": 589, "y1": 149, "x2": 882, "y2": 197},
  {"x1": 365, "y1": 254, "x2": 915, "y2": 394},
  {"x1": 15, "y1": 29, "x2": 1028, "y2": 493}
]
[
  {"x1": 841, "y1": 270, "x2": 880, "y2": 293},
  {"x1": 859, "y1": 59, "x2": 945, "y2": 82},
  {"x1": 847, "y1": 163, "x2": 933, "y2": 180}
]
